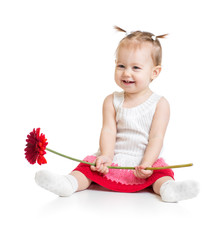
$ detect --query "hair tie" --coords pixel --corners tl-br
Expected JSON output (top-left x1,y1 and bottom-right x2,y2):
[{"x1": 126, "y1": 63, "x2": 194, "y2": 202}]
[{"x1": 151, "y1": 35, "x2": 157, "y2": 41}]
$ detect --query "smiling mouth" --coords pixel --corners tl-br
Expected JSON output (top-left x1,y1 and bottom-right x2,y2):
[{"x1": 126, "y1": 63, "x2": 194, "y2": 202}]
[{"x1": 122, "y1": 80, "x2": 135, "y2": 84}]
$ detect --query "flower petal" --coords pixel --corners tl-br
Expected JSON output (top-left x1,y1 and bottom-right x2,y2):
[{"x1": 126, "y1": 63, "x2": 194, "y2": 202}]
[{"x1": 25, "y1": 128, "x2": 48, "y2": 165}]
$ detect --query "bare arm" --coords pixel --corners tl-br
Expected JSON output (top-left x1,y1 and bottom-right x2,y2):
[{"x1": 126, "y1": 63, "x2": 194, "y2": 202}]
[
  {"x1": 134, "y1": 97, "x2": 170, "y2": 178},
  {"x1": 99, "y1": 94, "x2": 117, "y2": 159},
  {"x1": 142, "y1": 97, "x2": 170, "y2": 165},
  {"x1": 91, "y1": 94, "x2": 117, "y2": 174}
]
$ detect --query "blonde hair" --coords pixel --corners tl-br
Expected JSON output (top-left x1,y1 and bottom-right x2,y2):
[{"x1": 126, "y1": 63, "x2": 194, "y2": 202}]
[{"x1": 114, "y1": 26, "x2": 168, "y2": 66}]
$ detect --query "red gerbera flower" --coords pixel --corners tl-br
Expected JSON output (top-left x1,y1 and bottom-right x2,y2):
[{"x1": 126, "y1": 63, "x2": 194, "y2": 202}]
[{"x1": 25, "y1": 128, "x2": 48, "y2": 165}]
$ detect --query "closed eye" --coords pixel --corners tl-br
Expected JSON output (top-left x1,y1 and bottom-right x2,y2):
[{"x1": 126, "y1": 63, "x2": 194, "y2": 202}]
[
  {"x1": 133, "y1": 66, "x2": 141, "y2": 70},
  {"x1": 117, "y1": 64, "x2": 125, "y2": 68}
]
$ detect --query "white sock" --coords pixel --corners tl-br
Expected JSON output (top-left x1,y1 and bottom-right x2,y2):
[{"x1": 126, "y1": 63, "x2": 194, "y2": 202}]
[
  {"x1": 35, "y1": 170, "x2": 78, "y2": 197},
  {"x1": 160, "y1": 180, "x2": 199, "y2": 203}
]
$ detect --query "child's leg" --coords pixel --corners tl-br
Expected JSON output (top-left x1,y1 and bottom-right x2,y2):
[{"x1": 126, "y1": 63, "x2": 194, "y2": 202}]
[
  {"x1": 152, "y1": 176, "x2": 199, "y2": 202},
  {"x1": 152, "y1": 176, "x2": 173, "y2": 195},
  {"x1": 35, "y1": 170, "x2": 92, "y2": 197},
  {"x1": 69, "y1": 170, "x2": 92, "y2": 191}
]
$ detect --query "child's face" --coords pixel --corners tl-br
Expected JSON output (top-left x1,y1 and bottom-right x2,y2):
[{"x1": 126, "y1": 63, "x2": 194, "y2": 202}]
[{"x1": 115, "y1": 43, "x2": 160, "y2": 94}]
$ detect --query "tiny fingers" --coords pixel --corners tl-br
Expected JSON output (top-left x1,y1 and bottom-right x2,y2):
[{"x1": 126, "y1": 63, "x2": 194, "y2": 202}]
[
  {"x1": 96, "y1": 159, "x2": 102, "y2": 169},
  {"x1": 90, "y1": 160, "x2": 109, "y2": 174},
  {"x1": 98, "y1": 165, "x2": 109, "y2": 174},
  {"x1": 143, "y1": 170, "x2": 153, "y2": 178},
  {"x1": 90, "y1": 158, "x2": 100, "y2": 171},
  {"x1": 134, "y1": 166, "x2": 153, "y2": 179},
  {"x1": 134, "y1": 166, "x2": 143, "y2": 178},
  {"x1": 90, "y1": 165, "x2": 96, "y2": 171}
]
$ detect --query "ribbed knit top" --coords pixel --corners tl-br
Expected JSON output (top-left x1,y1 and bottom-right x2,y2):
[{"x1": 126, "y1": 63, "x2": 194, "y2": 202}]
[{"x1": 112, "y1": 91, "x2": 162, "y2": 167}]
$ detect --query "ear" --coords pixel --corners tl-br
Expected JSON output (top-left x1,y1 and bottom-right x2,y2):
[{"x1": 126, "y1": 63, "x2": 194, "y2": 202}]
[{"x1": 151, "y1": 65, "x2": 162, "y2": 81}]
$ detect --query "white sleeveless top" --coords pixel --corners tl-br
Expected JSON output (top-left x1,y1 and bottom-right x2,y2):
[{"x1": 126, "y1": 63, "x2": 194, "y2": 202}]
[{"x1": 95, "y1": 91, "x2": 162, "y2": 167}]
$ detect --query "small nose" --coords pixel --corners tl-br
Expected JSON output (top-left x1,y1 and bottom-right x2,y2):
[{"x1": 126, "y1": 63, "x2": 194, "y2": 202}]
[{"x1": 123, "y1": 68, "x2": 131, "y2": 77}]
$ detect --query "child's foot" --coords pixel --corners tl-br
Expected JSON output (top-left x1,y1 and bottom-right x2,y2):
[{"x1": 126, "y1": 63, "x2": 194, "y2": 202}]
[
  {"x1": 160, "y1": 180, "x2": 199, "y2": 203},
  {"x1": 35, "y1": 170, "x2": 78, "y2": 197}
]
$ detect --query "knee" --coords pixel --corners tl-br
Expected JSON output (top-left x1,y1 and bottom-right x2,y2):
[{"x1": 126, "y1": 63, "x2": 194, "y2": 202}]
[
  {"x1": 152, "y1": 176, "x2": 174, "y2": 195},
  {"x1": 70, "y1": 171, "x2": 92, "y2": 191}
]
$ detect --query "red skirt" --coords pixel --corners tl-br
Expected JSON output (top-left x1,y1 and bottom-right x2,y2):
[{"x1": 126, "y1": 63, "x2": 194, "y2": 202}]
[{"x1": 73, "y1": 155, "x2": 174, "y2": 193}]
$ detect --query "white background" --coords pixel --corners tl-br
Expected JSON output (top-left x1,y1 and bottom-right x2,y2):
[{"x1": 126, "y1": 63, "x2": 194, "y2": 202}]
[{"x1": 0, "y1": 0, "x2": 216, "y2": 239}]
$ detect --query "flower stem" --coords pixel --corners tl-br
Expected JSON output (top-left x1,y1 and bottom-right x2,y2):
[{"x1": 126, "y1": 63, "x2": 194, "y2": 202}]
[
  {"x1": 46, "y1": 148, "x2": 95, "y2": 165},
  {"x1": 46, "y1": 147, "x2": 193, "y2": 170}
]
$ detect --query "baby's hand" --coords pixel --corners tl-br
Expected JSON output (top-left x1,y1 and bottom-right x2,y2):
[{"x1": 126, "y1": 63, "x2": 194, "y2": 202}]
[
  {"x1": 90, "y1": 155, "x2": 113, "y2": 174},
  {"x1": 134, "y1": 164, "x2": 153, "y2": 179}
]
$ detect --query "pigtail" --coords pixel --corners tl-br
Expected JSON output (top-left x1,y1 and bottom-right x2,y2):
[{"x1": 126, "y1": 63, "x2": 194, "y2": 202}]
[
  {"x1": 156, "y1": 33, "x2": 169, "y2": 39},
  {"x1": 152, "y1": 33, "x2": 168, "y2": 42},
  {"x1": 114, "y1": 25, "x2": 127, "y2": 34}
]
